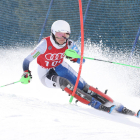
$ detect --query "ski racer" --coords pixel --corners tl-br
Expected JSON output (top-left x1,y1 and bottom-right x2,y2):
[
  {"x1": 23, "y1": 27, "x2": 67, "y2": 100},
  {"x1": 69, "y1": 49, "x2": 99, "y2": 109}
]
[{"x1": 22, "y1": 20, "x2": 140, "y2": 117}]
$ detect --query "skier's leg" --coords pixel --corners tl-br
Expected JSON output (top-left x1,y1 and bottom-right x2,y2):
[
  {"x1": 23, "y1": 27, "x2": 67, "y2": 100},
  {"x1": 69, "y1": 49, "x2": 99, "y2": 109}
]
[
  {"x1": 55, "y1": 61, "x2": 114, "y2": 105},
  {"x1": 55, "y1": 61, "x2": 86, "y2": 90},
  {"x1": 82, "y1": 84, "x2": 140, "y2": 116},
  {"x1": 52, "y1": 75, "x2": 115, "y2": 113},
  {"x1": 55, "y1": 62, "x2": 114, "y2": 104},
  {"x1": 116, "y1": 104, "x2": 137, "y2": 116}
]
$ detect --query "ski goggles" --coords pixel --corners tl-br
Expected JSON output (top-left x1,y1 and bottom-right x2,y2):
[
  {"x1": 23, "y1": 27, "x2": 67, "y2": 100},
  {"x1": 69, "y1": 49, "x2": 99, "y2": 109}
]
[{"x1": 55, "y1": 32, "x2": 70, "y2": 39}]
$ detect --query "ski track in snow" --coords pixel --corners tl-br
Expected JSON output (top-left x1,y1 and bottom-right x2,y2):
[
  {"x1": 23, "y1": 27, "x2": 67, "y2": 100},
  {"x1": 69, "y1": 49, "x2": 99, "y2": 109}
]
[{"x1": 0, "y1": 46, "x2": 140, "y2": 140}]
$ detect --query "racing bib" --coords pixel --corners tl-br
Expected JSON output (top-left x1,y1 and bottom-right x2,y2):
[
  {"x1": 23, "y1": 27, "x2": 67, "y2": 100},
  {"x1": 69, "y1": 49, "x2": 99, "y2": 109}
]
[{"x1": 37, "y1": 37, "x2": 68, "y2": 69}]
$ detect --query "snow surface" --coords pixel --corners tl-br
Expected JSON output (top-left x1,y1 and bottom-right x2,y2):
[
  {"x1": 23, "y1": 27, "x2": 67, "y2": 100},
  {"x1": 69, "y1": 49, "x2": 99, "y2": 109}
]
[{"x1": 0, "y1": 44, "x2": 140, "y2": 140}]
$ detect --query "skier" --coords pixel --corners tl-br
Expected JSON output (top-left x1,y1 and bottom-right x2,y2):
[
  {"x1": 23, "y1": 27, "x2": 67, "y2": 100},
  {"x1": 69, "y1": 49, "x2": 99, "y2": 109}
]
[{"x1": 21, "y1": 20, "x2": 140, "y2": 117}]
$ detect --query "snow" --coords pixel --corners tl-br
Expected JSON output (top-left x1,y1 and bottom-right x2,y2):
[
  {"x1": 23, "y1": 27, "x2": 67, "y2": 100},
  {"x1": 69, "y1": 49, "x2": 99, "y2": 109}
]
[{"x1": 0, "y1": 45, "x2": 140, "y2": 140}]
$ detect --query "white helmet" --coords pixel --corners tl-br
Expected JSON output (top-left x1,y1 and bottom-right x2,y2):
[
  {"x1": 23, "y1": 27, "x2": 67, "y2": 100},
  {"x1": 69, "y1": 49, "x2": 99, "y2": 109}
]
[{"x1": 51, "y1": 20, "x2": 71, "y2": 35}]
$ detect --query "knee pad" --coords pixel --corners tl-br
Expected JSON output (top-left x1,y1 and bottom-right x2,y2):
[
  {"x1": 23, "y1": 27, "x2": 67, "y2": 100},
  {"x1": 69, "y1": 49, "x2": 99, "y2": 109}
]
[
  {"x1": 46, "y1": 68, "x2": 58, "y2": 80},
  {"x1": 52, "y1": 76, "x2": 74, "y2": 91},
  {"x1": 41, "y1": 69, "x2": 59, "y2": 88}
]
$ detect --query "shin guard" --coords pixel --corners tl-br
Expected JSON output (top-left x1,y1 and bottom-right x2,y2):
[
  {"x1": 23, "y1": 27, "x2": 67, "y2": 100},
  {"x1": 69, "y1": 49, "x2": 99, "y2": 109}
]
[
  {"x1": 64, "y1": 87, "x2": 91, "y2": 104},
  {"x1": 83, "y1": 84, "x2": 114, "y2": 104},
  {"x1": 53, "y1": 76, "x2": 92, "y2": 105}
]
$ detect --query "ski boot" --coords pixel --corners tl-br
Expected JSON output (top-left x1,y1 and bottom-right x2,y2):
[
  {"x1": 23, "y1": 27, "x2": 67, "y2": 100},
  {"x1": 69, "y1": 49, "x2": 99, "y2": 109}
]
[
  {"x1": 89, "y1": 97, "x2": 116, "y2": 114},
  {"x1": 99, "y1": 104, "x2": 116, "y2": 114},
  {"x1": 116, "y1": 105, "x2": 136, "y2": 116}
]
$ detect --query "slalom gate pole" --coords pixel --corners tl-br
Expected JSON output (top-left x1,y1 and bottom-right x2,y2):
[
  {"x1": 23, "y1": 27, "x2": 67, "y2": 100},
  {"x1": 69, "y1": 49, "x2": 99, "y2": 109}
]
[
  {"x1": 69, "y1": 0, "x2": 84, "y2": 103},
  {"x1": 129, "y1": 27, "x2": 140, "y2": 60},
  {"x1": 0, "y1": 81, "x2": 21, "y2": 88},
  {"x1": 38, "y1": 0, "x2": 54, "y2": 43},
  {"x1": 77, "y1": 0, "x2": 91, "y2": 41},
  {"x1": 65, "y1": 49, "x2": 140, "y2": 69}
]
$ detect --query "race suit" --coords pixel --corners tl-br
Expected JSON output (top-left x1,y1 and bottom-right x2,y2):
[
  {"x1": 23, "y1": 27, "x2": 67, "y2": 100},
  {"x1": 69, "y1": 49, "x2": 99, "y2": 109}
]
[
  {"x1": 23, "y1": 35, "x2": 86, "y2": 89},
  {"x1": 23, "y1": 35, "x2": 116, "y2": 109}
]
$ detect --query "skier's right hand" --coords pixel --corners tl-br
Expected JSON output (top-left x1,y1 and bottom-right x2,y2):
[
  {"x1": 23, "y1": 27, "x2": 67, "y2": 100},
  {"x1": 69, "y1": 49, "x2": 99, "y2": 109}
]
[
  {"x1": 20, "y1": 70, "x2": 32, "y2": 84},
  {"x1": 66, "y1": 56, "x2": 78, "y2": 63}
]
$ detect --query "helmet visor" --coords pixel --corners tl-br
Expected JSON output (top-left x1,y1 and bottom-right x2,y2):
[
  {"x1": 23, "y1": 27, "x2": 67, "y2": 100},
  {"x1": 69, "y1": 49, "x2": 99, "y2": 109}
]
[{"x1": 55, "y1": 32, "x2": 70, "y2": 39}]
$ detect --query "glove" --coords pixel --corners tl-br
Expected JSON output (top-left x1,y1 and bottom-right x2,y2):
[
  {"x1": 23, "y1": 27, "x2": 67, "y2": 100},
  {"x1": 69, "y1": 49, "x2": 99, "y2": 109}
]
[
  {"x1": 66, "y1": 56, "x2": 78, "y2": 63},
  {"x1": 20, "y1": 70, "x2": 32, "y2": 84}
]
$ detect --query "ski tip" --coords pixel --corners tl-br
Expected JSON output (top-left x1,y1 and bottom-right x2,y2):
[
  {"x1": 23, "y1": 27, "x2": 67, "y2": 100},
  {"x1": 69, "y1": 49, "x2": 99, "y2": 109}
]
[
  {"x1": 109, "y1": 105, "x2": 116, "y2": 114},
  {"x1": 137, "y1": 110, "x2": 140, "y2": 118}
]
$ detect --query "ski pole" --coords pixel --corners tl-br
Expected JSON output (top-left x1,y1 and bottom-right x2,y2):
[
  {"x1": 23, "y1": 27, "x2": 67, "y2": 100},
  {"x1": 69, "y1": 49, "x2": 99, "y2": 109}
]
[
  {"x1": 0, "y1": 81, "x2": 21, "y2": 88},
  {"x1": 0, "y1": 73, "x2": 32, "y2": 88},
  {"x1": 65, "y1": 49, "x2": 140, "y2": 69}
]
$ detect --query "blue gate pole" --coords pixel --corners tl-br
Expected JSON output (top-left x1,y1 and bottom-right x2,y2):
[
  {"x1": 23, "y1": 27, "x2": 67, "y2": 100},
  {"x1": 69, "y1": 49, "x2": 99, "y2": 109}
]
[
  {"x1": 38, "y1": 0, "x2": 54, "y2": 43},
  {"x1": 130, "y1": 27, "x2": 140, "y2": 59},
  {"x1": 78, "y1": 0, "x2": 91, "y2": 41}
]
